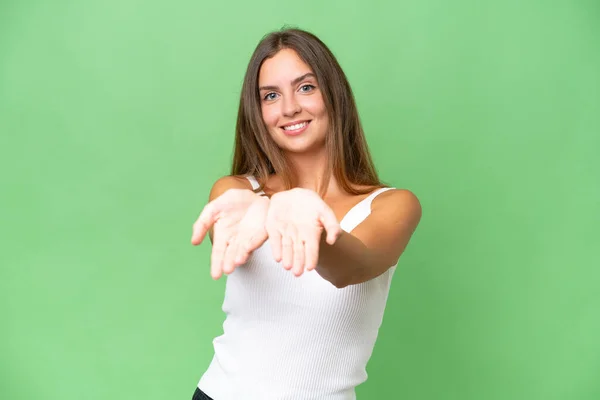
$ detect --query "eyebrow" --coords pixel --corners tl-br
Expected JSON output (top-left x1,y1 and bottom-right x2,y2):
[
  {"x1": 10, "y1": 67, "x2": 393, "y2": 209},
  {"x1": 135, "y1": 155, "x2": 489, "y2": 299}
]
[{"x1": 258, "y1": 73, "x2": 316, "y2": 91}]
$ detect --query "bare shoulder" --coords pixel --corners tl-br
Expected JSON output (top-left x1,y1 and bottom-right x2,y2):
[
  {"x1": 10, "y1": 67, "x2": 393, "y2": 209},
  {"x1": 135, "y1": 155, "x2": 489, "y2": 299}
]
[
  {"x1": 371, "y1": 188, "x2": 422, "y2": 225},
  {"x1": 208, "y1": 175, "x2": 253, "y2": 201},
  {"x1": 348, "y1": 187, "x2": 421, "y2": 268},
  {"x1": 374, "y1": 188, "x2": 421, "y2": 208}
]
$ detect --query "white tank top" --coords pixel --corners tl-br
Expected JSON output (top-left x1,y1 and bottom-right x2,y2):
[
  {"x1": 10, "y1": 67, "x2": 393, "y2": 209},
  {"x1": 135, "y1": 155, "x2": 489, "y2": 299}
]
[{"x1": 198, "y1": 176, "x2": 397, "y2": 400}]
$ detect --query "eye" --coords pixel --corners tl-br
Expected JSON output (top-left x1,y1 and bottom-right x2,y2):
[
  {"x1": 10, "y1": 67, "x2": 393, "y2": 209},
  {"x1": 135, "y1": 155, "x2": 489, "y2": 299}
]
[
  {"x1": 263, "y1": 92, "x2": 279, "y2": 101},
  {"x1": 299, "y1": 84, "x2": 315, "y2": 93}
]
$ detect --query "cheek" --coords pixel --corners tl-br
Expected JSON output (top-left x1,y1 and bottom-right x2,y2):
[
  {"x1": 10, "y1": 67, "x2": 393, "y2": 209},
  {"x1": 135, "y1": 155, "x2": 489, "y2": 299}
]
[
  {"x1": 302, "y1": 96, "x2": 327, "y2": 118},
  {"x1": 314, "y1": 104, "x2": 329, "y2": 134},
  {"x1": 261, "y1": 106, "x2": 279, "y2": 129}
]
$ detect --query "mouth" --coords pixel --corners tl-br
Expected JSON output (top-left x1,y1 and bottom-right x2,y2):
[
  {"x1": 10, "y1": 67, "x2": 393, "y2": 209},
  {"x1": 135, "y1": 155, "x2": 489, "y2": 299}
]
[{"x1": 280, "y1": 120, "x2": 311, "y2": 136}]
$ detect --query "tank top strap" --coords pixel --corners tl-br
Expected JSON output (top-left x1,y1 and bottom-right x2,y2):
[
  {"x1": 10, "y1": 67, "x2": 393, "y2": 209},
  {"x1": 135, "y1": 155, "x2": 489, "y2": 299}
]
[
  {"x1": 363, "y1": 187, "x2": 395, "y2": 208},
  {"x1": 340, "y1": 187, "x2": 395, "y2": 233},
  {"x1": 245, "y1": 175, "x2": 265, "y2": 195}
]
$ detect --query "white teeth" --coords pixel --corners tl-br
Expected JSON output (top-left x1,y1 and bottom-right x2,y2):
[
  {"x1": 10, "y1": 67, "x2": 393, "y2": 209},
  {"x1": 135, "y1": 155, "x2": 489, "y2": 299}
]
[{"x1": 283, "y1": 122, "x2": 308, "y2": 131}]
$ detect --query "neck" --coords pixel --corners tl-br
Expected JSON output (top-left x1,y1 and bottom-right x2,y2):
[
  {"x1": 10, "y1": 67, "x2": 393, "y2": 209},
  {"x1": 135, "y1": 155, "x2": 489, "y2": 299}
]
[{"x1": 284, "y1": 149, "x2": 340, "y2": 196}]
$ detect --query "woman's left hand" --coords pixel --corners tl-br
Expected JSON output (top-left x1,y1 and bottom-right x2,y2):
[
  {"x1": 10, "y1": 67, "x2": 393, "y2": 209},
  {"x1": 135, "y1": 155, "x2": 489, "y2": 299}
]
[{"x1": 266, "y1": 188, "x2": 342, "y2": 277}]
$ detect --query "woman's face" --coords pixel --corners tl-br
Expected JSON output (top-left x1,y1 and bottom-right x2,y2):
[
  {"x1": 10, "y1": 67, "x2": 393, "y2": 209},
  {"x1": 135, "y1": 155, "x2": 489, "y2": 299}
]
[{"x1": 258, "y1": 48, "x2": 329, "y2": 154}]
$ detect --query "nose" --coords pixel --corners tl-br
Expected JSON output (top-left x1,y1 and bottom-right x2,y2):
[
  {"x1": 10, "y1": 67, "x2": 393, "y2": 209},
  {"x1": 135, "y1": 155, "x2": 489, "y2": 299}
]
[{"x1": 282, "y1": 94, "x2": 301, "y2": 117}]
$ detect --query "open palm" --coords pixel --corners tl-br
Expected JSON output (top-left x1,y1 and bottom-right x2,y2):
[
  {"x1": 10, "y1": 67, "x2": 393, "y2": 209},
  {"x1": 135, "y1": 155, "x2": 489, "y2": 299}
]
[
  {"x1": 266, "y1": 188, "x2": 342, "y2": 277},
  {"x1": 192, "y1": 189, "x2": 269, "y2": 279}
]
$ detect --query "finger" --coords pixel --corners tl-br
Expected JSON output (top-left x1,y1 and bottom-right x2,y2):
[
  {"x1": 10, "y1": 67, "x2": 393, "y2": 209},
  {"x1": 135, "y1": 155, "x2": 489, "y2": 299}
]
[
  {"x1": 222, "y1": 236, "x2": 239, "y2": 275},
  {"x1": 301, "y1": 226, "x2": 321, "y2": 271},
  {"x1": 234, "y1": 243, "x2": 250, "y2": 266},
  {"x1": 233, "y1": 231, "x2": 252, "y2": 265},
  {"x1": 281, "y1": 224, "x2": 296, "y2": 270},
  {"x1": 319, "y1": 208, "x2": 342, "y2": 245},
  {"x1": 191, "y1": 202, "x2": 221, "y2": 245},
  {"x1": 235, "y1": 230, "x2": 268, "y2": 265},
  {"x1": 292, "y1": 237, "x2": 305, "y2": 277},
  {"x1": 245, "y1": 229, "x2": 268, "y2": 253},
  {"x1": 233, "y1": 232, "x2": 250, "y2": 265},
  {"x1": 266, "y1": 220, "x2": 283, "y2": 263},
  {"x1": 210, "y1": 230, "x2": 229, "y2": 280},
  {"x1": 281, "y1": 237, "x2": 293, "y2": 270}
]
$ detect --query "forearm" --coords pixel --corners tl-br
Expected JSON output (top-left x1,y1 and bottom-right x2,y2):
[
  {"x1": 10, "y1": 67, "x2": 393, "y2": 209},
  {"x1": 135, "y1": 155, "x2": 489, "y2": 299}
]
[{"x1": 315, "y1": 231, "x2": 389, "y2": 288}]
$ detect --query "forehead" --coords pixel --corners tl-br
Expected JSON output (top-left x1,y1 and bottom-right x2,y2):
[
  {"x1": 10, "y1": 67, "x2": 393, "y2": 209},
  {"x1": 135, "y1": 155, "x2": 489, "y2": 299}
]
[{"x1": 258, "y1": 48, "x2": 314, "y2": 84}]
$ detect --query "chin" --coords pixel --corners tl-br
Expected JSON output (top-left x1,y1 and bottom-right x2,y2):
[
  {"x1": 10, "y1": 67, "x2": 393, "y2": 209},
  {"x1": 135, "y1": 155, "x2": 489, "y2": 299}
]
[{"x1": 282, "y1": 139, "x2": 327, "y2": 154}]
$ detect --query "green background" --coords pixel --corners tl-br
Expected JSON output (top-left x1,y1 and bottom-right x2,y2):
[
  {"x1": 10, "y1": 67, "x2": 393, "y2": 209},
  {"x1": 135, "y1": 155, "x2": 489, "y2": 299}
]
[{"x1": 1, "y1": 0, "x2": 599, "y2": 399}]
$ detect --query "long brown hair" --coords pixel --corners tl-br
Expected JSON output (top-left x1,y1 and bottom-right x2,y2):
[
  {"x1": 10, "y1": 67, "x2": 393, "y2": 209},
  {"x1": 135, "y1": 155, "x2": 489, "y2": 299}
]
[{"x1": 231, "y1": 28, "x2": 384, "y2": 197}]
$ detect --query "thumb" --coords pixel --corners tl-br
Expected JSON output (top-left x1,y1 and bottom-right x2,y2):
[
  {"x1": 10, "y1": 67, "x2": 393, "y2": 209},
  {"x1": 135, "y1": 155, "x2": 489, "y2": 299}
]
[
  {"x1": 319, "y1": 208, "x2": 342, "y2": 245},
  {"x1": 191, "y1": 202, "x2": 222, "y2": 245}
]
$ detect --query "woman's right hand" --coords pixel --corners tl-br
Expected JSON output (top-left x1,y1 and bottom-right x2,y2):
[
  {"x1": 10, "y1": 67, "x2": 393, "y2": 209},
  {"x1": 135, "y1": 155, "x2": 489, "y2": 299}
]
[{"x1": 191, "y1": 189, "x2": 269, "y2": 279}]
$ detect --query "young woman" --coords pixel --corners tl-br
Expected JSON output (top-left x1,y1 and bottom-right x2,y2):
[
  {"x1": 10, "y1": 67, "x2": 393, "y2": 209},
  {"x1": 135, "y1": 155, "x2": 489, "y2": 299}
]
[{"x1": 190, "y1": 28, "x2": 422, "y2": 400}]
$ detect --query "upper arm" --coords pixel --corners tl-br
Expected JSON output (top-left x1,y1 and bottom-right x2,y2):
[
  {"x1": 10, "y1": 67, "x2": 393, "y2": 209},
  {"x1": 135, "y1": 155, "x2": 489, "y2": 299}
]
[
  {"x1": 351, "y1": 189, "x2": 422, "y2": 268},
  {"x1": 208, "y1": 175, "x2": 254, "y2": 201}
]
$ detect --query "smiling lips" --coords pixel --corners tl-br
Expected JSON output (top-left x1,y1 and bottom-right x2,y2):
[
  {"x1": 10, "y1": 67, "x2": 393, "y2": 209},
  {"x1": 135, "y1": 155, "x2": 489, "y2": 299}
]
[{"x1": 281, "y1": 120, "x2": 311, "y2": 136}]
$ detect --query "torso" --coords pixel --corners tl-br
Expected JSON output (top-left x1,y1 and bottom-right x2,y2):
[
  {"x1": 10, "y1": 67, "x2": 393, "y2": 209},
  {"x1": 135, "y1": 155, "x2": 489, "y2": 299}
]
[{"x1": 199, "y1": 174, "x2": 399, "y2": 399}]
